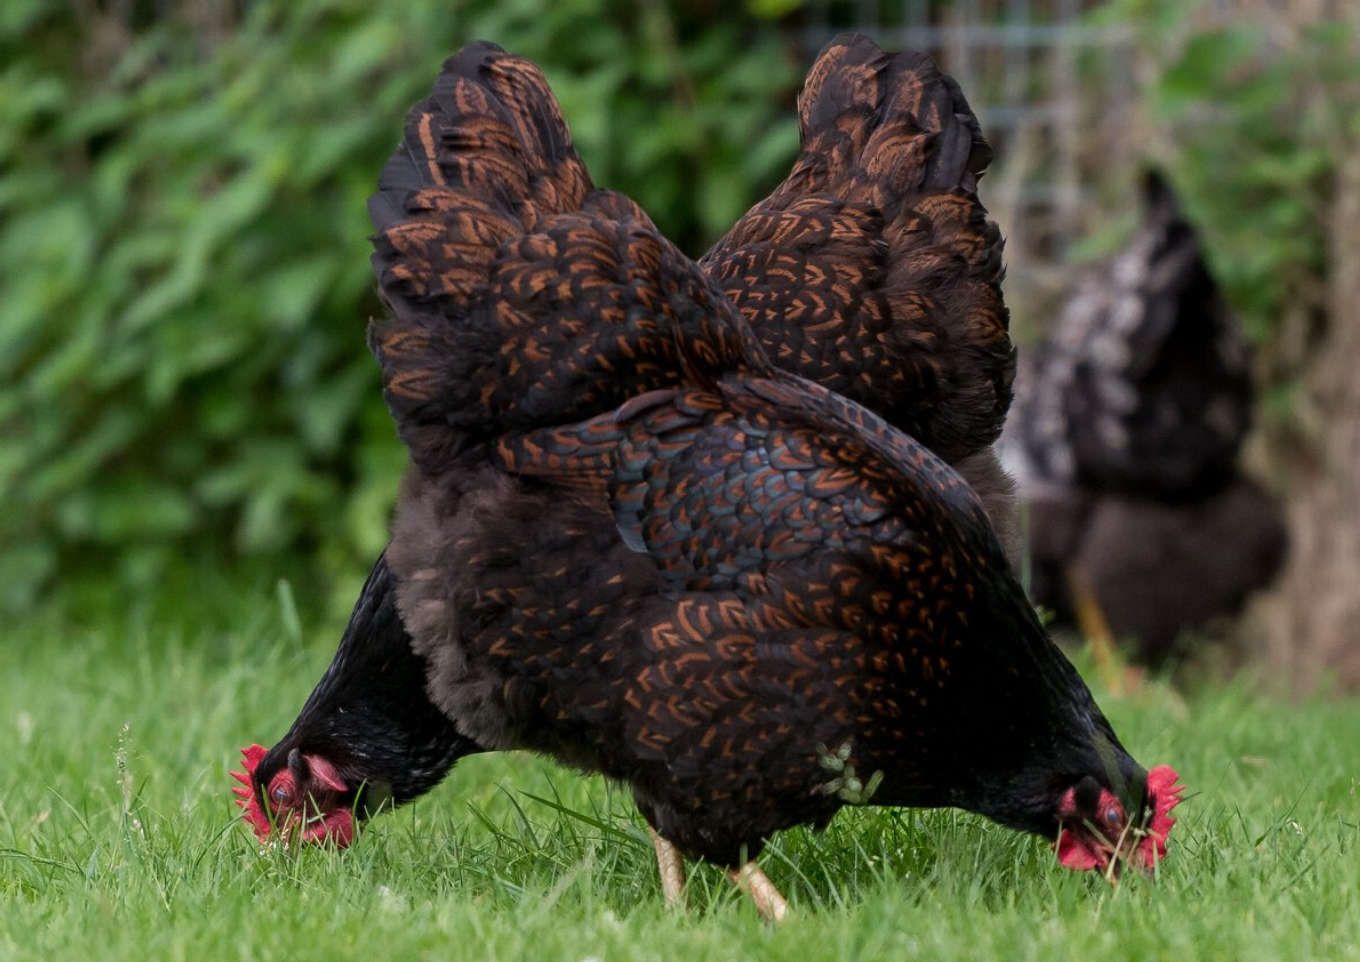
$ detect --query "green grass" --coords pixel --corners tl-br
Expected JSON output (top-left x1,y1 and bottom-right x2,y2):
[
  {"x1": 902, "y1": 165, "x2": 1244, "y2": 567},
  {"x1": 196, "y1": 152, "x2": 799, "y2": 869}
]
[{"x1": 3, "y1": 577, "x2": 1359, "y2": 961}]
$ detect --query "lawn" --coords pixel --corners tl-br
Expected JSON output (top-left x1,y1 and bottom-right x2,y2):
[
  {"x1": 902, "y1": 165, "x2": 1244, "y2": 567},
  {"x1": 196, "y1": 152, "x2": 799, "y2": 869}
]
[{"x1": 3, "y1": 573, "x2": 1358, "y2": 961}]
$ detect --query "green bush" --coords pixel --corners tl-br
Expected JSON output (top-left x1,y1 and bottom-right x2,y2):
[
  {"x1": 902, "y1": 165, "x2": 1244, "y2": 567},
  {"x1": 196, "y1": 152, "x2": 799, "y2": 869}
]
[{"x1": 0, "y1": 0, "x2": 800, "y2": 611}]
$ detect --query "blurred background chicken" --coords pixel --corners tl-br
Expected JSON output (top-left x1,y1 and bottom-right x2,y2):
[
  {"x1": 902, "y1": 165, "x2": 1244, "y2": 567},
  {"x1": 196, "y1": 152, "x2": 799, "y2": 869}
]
[{"x1": 1003, "y1": 170, "x2": 1288, "y2": 667}]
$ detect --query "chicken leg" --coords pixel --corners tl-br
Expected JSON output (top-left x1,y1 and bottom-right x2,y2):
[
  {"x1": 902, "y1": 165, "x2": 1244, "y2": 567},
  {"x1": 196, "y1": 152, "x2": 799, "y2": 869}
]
[
  {"x1": 1066, "y1": 564, "x2": 1142, "y2": 696},
  {"x1": 728, "y1": 862, "x2": 789, "y2": 922},
  {"x1": 649, "y1": 827, "x2": 686, "y2": 908},
  {"x1": 649, "y1": 830, "x2": 788, "y2": 921}
]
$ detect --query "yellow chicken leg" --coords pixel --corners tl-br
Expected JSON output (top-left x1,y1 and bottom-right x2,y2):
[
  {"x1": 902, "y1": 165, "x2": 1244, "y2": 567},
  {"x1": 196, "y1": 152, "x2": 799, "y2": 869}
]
[
  {"x1": 728, "y1": 861, "x2": 789, "y2": 922},
  {"x1": 1066, "y1": 564, "x2": 1142, "y2": 696},
  {"x1": 649, "y1": 827, "x2": 686, "y2": 908}
]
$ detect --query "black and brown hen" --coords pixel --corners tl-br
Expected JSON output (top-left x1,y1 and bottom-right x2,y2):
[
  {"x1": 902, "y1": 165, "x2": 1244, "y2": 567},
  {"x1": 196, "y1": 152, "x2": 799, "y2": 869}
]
[{"x1": 234, "y1": 39, "x2": 1180, "y2": 916}]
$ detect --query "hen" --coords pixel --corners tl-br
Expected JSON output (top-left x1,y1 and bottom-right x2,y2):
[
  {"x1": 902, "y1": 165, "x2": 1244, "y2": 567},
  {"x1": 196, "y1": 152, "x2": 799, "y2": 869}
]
[
  {"x1": 234, "y1": 38, "x2": 1180, "y2": 916},
  {"x1": 1003, "y1": 170, "x2": 1286, "y2": 664}
]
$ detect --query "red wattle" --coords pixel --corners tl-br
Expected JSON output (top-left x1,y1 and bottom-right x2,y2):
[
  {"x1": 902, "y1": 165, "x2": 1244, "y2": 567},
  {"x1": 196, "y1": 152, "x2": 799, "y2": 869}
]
[{"x1": 1055, "y1": 828, "x2": 1106, "y2": 871}]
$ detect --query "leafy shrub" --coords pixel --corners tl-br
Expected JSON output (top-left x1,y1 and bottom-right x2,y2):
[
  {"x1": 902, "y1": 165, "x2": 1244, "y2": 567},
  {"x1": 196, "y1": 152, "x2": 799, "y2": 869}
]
[{"x1": 0, "y1": 0, "x2": 799, "y2": 611}]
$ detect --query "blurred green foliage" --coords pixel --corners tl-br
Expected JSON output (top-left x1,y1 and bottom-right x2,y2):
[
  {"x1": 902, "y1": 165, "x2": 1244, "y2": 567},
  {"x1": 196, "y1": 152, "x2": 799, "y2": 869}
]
[
  {"x1": 10, "y1": 0, "x2": 1353, "y2": 615},
  {"x1": 0, "y1": 0, "x2": 800, "y2": 610}
]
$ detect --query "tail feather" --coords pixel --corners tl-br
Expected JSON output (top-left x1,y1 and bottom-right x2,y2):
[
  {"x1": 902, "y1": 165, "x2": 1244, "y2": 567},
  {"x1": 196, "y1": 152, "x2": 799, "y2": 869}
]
[
  {"x1": 795, "y1": 35, "x2": 991, "y2": 197},
  {"x1": 368, "y1": 43, "x2": 765, "y2": 478},
  {"x1": 702, "y1": 33, "x2": 1011, "y2": 465},
  {"x1": 369, "y1": 41, "x2": 589, "y2": 235}
]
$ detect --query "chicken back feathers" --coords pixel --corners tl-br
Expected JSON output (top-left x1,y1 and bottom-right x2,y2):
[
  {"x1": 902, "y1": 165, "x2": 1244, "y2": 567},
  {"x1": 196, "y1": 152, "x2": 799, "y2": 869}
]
[{"x1": 420, "y1": 365, "x2": 1138, "y2": 863}]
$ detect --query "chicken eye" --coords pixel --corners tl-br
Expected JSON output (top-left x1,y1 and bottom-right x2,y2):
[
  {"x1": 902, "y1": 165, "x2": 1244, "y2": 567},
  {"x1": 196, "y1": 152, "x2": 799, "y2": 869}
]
[
  {"x1": 1105, "y1": 805, "x2": 1121, "y2": 825},
  {"x1": 270, "y1": 781, "x2": 295, "y2": 806}
]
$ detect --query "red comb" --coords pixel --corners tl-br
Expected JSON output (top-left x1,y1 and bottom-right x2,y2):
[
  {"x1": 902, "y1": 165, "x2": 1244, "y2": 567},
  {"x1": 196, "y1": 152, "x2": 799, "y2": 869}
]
[
  {"x1": 1140, "y1": 764, "x2": 1184, "y2": 867},
  {"x1": 230, "y1": 743, "x2": 273, "y2": 840}
]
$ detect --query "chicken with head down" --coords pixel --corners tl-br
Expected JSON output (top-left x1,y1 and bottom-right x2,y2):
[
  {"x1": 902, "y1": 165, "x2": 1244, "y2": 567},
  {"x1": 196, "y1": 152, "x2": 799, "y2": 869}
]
[{"x1": 232, "y1": 37, "x2": 1184, "y2": 914}]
